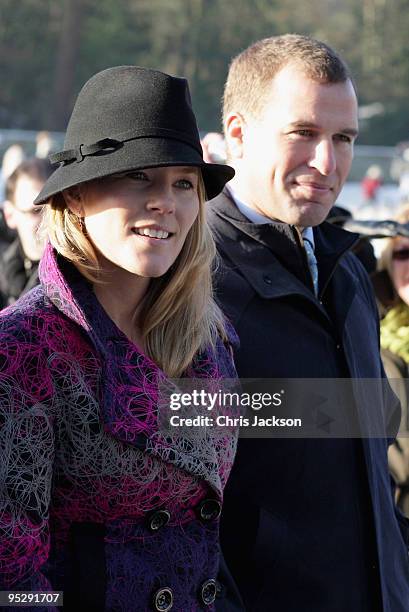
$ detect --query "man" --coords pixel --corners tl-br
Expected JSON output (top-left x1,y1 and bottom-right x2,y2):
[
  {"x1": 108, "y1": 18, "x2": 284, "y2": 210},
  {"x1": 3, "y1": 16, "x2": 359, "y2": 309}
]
[
  {"x1": 209, "y1": 35, "x2": 409, "y2": 612},
  {"x1": 0, "y1": 158, "x2": 52, "y2": 307}
]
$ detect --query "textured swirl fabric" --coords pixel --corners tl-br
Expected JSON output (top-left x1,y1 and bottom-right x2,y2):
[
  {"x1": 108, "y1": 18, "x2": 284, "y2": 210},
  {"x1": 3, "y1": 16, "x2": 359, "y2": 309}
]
[{"x1": 0, "y1": 243, "x2": 238, "y2": 611}]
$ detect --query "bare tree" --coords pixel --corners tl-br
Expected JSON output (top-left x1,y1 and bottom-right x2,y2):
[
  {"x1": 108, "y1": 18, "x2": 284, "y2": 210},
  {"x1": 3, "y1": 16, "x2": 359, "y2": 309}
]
[{"x1": 50, "y1": 0, "x2": 86, "y2": 130}]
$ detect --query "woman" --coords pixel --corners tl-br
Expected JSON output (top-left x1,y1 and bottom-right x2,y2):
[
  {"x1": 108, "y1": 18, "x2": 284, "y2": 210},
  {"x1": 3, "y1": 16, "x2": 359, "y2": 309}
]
[
  {"x1": 377, "y1": 203, "x2": 409, "y2": 516},
  {"x1": 0, "y1": 66, "x2": 237, "y2": 611}
]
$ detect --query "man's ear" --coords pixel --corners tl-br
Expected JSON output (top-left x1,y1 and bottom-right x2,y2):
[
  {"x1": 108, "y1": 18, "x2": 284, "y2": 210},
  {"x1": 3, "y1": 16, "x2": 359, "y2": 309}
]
[
  {"x1": 3, "y1": 200, "x2": 17, "y2": 230},
  {"x1": 62, "y1": 186, "x2": 84, "y2": 217},
  {"x1": 224, "y1": 112, "x2": 246, "y2": 160}
]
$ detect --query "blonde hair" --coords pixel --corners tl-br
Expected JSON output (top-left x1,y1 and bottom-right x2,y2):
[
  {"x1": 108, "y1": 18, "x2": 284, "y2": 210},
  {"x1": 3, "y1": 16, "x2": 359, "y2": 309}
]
[{"x1": 41, "y1": 174, "x2": 227, "y2": 377}]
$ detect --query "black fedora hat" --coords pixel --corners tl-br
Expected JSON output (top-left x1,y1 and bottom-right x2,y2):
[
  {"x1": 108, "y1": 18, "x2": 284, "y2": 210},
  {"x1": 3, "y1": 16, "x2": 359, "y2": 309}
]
[{"x1": 34, "y1": 66, "x2": 234, "y2": 205}]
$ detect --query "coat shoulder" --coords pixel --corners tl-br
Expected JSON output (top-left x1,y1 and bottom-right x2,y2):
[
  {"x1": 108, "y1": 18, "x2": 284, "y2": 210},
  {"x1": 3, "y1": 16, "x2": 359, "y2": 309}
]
[
  {"x1": 208, "y1": 195, "x2": 255, "y2": 325},
  {"x1": 0, "y1": 284, "x2": 89, "y2": 347},
  {"x1": 0, "y1": 285, "x2": 95, "y2": 404}
]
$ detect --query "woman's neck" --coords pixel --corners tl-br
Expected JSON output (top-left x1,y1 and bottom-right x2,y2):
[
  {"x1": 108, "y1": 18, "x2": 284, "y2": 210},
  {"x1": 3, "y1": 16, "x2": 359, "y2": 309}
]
[{"x1": 93, "y1": 269, "x2": 150, "y2": 346}]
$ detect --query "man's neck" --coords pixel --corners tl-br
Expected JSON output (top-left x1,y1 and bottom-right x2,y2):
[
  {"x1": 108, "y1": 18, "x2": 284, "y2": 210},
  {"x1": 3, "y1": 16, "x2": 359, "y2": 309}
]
[
  {"x1": 227, "y1": 185, "x2": 312, "y2": 242},
  {"x1": 227, "y1": 184, "x2": 271, "y2": 225}
]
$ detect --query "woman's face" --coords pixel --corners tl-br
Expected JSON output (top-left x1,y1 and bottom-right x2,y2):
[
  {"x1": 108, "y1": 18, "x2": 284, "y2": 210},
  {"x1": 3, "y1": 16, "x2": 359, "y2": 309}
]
[
  {"x1": 74, "y1": 166, "x2": 200, "y2": 279},
  {"x1": 391, "y1": 237, "x2": 409, "y2": 305}
]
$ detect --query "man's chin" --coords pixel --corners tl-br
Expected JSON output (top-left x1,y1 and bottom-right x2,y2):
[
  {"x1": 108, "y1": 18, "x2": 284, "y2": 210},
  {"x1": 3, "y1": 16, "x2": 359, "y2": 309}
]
[{"x1": 288, "y1": 199, "x2": 334, "y2": 228}]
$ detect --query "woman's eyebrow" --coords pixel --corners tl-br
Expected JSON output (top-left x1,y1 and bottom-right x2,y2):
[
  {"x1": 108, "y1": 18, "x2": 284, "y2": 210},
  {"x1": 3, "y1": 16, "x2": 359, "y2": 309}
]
[{"x1": 177, "y1": 167, "x2": 199, "y2": 174}]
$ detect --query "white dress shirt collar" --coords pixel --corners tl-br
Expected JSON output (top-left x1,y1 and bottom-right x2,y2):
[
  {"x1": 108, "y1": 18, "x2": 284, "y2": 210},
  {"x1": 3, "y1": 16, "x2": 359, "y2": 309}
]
[{"x1": 227, "y1": 185, "x2": 315, "y2": 248}]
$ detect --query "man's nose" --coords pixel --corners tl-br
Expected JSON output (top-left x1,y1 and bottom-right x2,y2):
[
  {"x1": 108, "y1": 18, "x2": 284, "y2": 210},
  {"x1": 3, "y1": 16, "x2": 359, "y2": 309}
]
[
  {"x1": 308, "y1": 139, "x2": 336, "y2": 176},
  {"x1": 146, "y1": 185, "x2": 176, "y2": 214}
]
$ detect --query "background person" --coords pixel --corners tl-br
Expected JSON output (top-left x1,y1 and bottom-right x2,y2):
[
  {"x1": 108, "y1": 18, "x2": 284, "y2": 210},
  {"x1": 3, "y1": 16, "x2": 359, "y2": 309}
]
[
  {"x1": 361, "y1": 164, "x2": 383, "y2": 202},
  {"x1": 35, "y1": 131, "x2": 54, "y2": 159},
  {"x1": 208, "y1": 34, "x2": 409, "y2": 612},
  {"x1": 0, "y1": 66, "x2": 238, "y2": 611},
  {"x1": 0, "y1": 158, "x2": 52, "y2": 307},
  {"x1": 201, "y1": 132, "x2": 227, "y2": 164},
  {"x1": 377, "y1": 204, "x2": 409, "y2": 517}
]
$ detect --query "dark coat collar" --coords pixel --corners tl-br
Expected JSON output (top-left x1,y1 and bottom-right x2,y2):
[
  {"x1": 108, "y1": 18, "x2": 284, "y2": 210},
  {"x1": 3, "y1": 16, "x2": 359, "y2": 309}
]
[{"x1": 208, "y1": 189, "x2": 360, "y2": 301}]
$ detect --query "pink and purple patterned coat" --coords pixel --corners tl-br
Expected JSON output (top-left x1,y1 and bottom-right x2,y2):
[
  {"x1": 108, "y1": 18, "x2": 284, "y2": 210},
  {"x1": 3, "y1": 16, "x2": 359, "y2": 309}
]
[{"x1": 0, "y1": 243, "x2": 238, "y2": 611}]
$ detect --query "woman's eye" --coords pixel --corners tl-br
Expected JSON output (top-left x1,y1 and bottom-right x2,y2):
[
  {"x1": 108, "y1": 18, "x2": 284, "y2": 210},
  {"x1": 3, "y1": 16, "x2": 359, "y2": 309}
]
[
  {"x1": 176, "y1": 179, "x2": 194, "y2": 189},
  {"x1": 128, "y1": 171, "x2": 149, "y2": 181}
]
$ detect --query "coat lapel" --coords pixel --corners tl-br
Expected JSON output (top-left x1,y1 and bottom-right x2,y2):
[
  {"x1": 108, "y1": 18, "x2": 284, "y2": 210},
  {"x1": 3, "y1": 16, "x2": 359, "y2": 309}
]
[
  {"x1": 38, "y1": 243, "x2": 233, "y2": 495},
  {"x1": 209, "y1": 190, "x2": 360, "y2": 328}
]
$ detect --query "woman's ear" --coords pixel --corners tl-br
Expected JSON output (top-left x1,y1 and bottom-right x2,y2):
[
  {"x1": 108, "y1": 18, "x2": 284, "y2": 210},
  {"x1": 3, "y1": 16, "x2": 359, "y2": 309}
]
[{"x1": 62, "y1": 186, "x2": 83, "y2": 217}]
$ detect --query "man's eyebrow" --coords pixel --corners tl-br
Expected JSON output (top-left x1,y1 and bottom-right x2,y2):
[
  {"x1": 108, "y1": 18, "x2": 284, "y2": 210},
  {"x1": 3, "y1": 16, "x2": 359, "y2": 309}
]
[
  {"x1": 341, "y1": 128, "x2": 359, "y2": 137},
  {"x1": 287, "y1": 121, "x2": 319, "y2": 130},
  {"x1": 287, "y1": 121, "x2": 359, "y2": 137}
]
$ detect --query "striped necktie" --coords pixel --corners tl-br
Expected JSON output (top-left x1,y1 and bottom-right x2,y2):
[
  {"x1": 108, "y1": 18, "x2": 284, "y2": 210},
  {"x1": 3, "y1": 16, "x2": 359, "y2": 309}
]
[{"x1": 302, "y1": 234, "x2": 319, "y2": 297}]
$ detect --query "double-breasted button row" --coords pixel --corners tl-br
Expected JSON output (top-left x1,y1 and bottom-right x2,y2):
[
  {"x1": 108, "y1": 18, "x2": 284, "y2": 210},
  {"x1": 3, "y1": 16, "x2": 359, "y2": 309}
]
[
  {"x1": 147, "y1": 499, "x2": 221, "y2": 531},
  {"x1": 152, "y1": 579, "x2": 217, "y2": 610},
  {"x1": 153, "y1": 578, "x2": 217, "y2": 612}
]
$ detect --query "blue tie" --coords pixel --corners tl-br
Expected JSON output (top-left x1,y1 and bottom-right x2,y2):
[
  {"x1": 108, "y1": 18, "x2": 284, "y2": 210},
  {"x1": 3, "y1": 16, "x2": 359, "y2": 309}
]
[{"x1": 303, "y1": 235, "x2": 319, "y2": 297}]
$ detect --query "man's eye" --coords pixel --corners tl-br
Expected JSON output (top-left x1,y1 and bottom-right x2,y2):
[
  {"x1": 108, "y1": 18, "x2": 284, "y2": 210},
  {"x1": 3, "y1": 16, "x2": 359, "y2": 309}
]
[
  {"x1": 291, "y1": 130, "x2": 314, "y2": 138},
  {"x1": 335, "y1": 134, "x2": 352, "y2": 143},
  {"x1": 176, "y1": 179, "x2": 194, "y2": 189}
]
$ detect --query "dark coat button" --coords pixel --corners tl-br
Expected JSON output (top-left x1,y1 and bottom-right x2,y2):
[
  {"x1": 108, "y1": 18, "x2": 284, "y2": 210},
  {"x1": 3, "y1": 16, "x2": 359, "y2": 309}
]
[
  {"x1": 263, "y1": 274, "x2": 272, "y2": 285},
  {"x1": 148, "y1": 509, "x2": 171, "y2": 531},
  {"x1": 197, "y1": 499, "x2": 222, "y2": 522},
  {"x1": 153, "y1": 587, "x2": 173, "y2": 611},
  {"x1": 200, "y1": 579, "x2": 217, "y2": 606}
]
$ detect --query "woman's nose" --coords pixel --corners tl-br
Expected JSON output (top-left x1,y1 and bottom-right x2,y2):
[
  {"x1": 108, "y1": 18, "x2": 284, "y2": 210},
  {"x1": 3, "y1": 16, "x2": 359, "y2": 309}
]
[{"x1": 146, "y1": 186, "x2": 176, "y2": 214}]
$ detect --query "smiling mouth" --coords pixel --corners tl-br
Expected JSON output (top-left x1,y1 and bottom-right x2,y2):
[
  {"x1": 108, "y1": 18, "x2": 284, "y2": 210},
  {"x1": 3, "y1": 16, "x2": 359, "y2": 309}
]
[
  {"x1": 132, "y1": 228, "x2": 174, "y2": 240},
  {"x1": 294, "y1": 181, "x2": 333, "y2": 191}
]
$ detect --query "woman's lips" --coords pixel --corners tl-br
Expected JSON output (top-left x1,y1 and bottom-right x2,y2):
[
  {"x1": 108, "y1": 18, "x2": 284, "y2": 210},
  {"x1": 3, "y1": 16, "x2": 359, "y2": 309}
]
[{"x1": 131, "y1": 226, "x2": 176, "y2": 242}]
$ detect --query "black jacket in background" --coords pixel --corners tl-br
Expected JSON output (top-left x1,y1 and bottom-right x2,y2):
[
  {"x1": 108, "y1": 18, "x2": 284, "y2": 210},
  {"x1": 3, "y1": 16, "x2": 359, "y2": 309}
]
[
  {"x1": 208, "y1": 191, "x2": 409, "y2": 612},
  {"x1": 0, "y1": 238, "x2": 39, "y2": 309},
  {"x1": 0, "y1": 208, "x2": 16, "y2": 256}
]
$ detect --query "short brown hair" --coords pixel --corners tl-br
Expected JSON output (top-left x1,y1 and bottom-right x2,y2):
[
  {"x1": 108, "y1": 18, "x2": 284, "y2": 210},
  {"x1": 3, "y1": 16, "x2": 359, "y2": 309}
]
[{"x1": 223, "y1": 34, "x2": 353, "y2": 126}]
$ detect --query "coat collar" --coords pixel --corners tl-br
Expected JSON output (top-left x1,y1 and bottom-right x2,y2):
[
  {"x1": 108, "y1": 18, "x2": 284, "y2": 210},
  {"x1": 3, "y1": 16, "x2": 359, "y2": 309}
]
[
  {"x1": 38, "y1": 243, "x2": 233, "y2": 494},
  {"x1": 208, "y1": 189, "x2": 360, "y2": 303}
]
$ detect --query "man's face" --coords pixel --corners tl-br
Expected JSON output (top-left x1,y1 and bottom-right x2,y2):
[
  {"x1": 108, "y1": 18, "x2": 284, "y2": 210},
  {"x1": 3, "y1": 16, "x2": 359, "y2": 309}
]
[
  {"x1": 227, "y1": 63, "x2": 358, "y2": 227},
  {"x1": 4, "y1": 175, "x2": 45, "y2": 261}
]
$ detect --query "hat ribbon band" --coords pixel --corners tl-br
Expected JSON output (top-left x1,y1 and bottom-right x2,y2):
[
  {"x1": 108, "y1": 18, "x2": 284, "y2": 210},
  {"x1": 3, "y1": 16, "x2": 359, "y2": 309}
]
[
  {"x1": 49, "y1": 138, "x2": 122, "y2": 166},
  {"x1": 49, "y1": 128, "x2": 203, "y2": 167}
]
